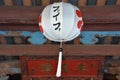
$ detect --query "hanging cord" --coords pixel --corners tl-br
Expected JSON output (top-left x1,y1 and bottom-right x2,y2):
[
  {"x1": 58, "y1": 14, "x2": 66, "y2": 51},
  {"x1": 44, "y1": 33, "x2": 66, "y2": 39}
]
[
  {"x1": 60, "y1": 41, "x2": 62, "y2": 48},
  {"x1": 56, "y1": 41, "x2": 63, "y2": 77}
]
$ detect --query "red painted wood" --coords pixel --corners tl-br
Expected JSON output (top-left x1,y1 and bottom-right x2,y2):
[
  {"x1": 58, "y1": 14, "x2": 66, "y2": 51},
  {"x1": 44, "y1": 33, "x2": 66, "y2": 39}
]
[
  {"x1": 27, "y1": 60, "x2": 98, "y2": 77},
  {"x1": 20, "y1": 56, "x2": 104, "y2": 80}
]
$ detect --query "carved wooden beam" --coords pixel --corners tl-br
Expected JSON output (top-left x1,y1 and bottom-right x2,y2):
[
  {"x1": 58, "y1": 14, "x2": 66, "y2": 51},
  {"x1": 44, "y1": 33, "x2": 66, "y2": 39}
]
[{"x1": 0, "y1": 45, "x2": 119, "y2": 56}]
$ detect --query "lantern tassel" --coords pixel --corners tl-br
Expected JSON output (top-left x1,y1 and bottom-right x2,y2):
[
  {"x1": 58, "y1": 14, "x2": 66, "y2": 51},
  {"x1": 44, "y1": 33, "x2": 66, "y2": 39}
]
[{"x1": 56, "y1": 48, "x2": 62, "y2": 77}]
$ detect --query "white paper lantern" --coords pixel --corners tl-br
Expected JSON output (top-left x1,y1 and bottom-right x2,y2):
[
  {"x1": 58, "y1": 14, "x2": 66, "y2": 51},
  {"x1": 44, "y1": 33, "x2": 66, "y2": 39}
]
[
  {"x1": 38, "y1": 2, "x2": 83, "y2": 77},
  {"x1": 39, "y1": 2, "x2": 83, "y2": 42}
]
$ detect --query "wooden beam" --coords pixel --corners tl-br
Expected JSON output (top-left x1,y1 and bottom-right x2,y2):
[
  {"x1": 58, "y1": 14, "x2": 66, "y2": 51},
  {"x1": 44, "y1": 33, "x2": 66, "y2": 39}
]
[
  {"x1": 0, "y1": 6, "x2": 44, "y2": 24},
  {"x1": 0, "y1": 6, "x2": 120, "y2": 24},
  {"x1": 0, "y1": 6, "x2": 120, "y2": 31},
  {"x1": 82, "y1": 24, "x2": 120, "y2": 31},
  {"x1": 0, "y1": 45, "x2": 119, "y2": 56},
  {"x1": 0, "y1": 23, "x2": 120, "y2": 31},
  {"x1": 82, "y1": 6, "x2": 120, "y2": 24}
]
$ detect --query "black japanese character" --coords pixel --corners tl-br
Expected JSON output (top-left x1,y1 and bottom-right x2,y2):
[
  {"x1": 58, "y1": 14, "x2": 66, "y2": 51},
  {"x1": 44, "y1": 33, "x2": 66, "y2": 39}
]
[
  {"x1": 53, "y1": 12, "x2": 60, "y2": 21},
  {"x1": 53, "y1": 22, "x2": 61, "y2": 31},
  {"x1": 53, "y1": 6, "x2": 60, "y2": 12}
]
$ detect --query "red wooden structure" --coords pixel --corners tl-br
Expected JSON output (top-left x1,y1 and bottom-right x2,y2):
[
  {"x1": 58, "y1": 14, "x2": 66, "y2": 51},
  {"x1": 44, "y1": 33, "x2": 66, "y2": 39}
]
[
  {"x1": 0, "y1": 0, "x2": 120, "y2": 80},
  {"x1": 20, "y1": 56, "x2": 104, "y2": 80}
]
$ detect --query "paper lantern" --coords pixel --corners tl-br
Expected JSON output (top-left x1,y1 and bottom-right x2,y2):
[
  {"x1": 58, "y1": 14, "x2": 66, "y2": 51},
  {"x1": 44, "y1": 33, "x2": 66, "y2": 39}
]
[
  {"x1": 38, "y1": 2, "x2": 83, "y2": 77},
  {"x1": 39, "y1": 2, "x2": 83, "y2": 42}
]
